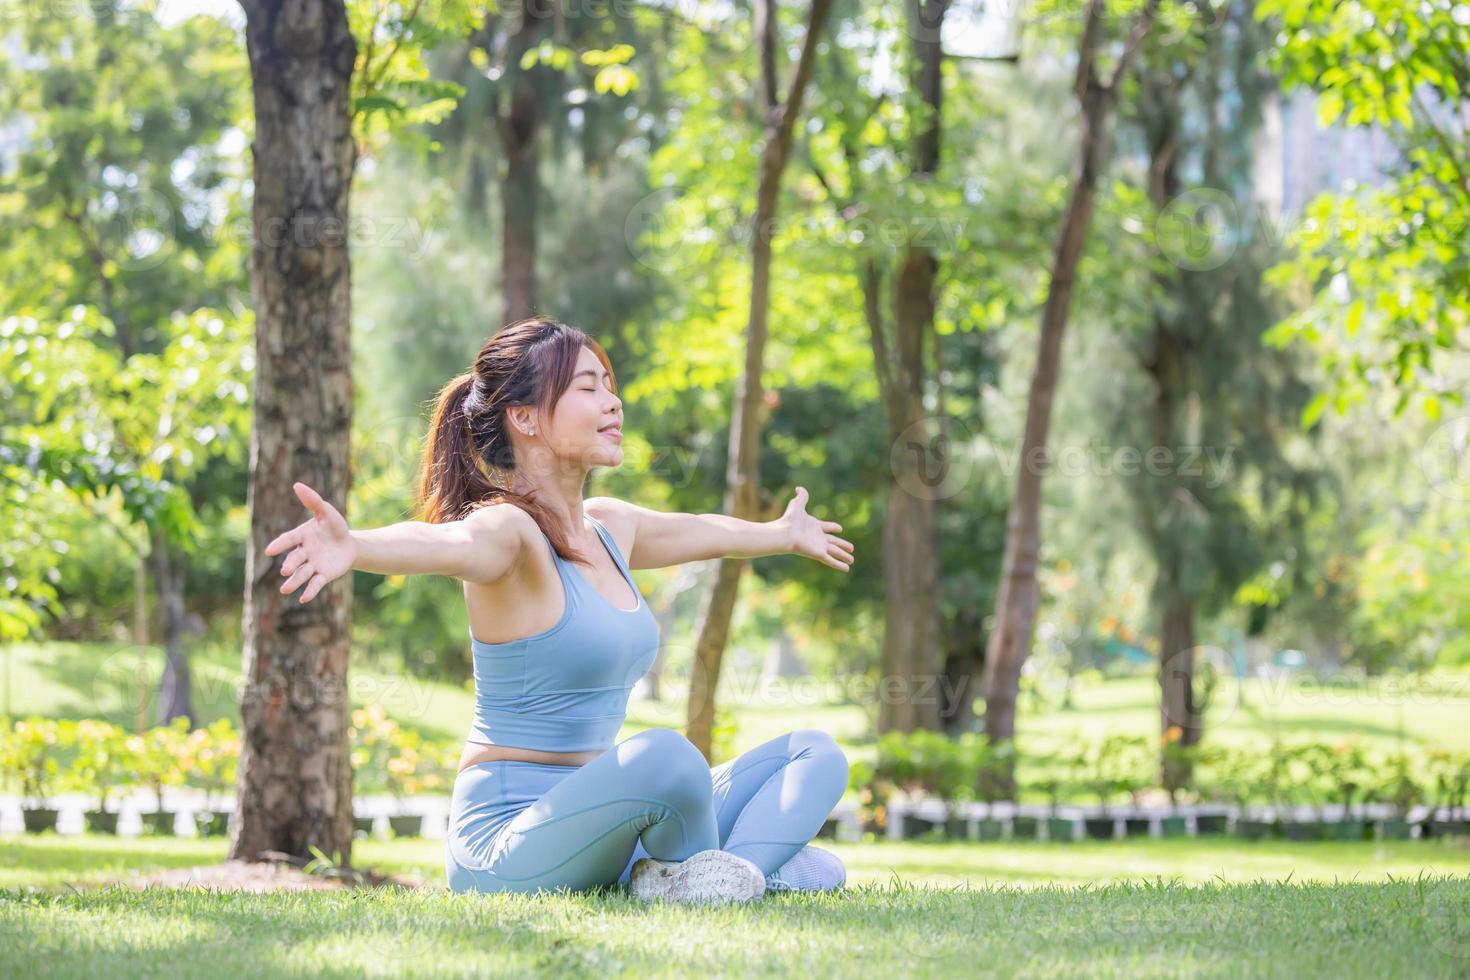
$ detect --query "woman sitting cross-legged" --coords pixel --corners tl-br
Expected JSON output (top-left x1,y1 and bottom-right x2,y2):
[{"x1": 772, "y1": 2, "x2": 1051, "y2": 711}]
[{"x1": 264, "y1": 316, "x2": 856, "y2": 903}]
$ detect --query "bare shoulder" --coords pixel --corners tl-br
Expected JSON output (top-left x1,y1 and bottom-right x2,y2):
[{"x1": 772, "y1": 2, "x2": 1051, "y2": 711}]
[
  {"x1": 459, "y1": 500, "x2": 538, "y2": 584},
  {"x1": 584, "y1": 496, "x2": 640, "y2": 550}
]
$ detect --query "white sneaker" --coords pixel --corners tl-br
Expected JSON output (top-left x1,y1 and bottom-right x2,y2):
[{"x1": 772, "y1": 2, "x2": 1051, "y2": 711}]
[
  {"x1": 764, "y1": 845, "x2": 847, "y2": 893},
  {"x1": 628, "y1": 849, "x2": 766, "y2": 904}
]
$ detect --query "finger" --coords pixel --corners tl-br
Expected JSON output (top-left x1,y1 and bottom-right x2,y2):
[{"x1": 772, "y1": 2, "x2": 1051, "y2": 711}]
[
  {"x1": 300, "y1": 572, "x2": 329, "y2": 604},
  {"x1": 280, "y1": 563, "x2": 315, "y2": 595},
  {"x1": 294, "y1": 481, "x2": 329, "y2": 519},
  {"x1": 828, "y1": 545, "x2": 852, "y2": 568},
  {"x1": 265, "y1": 527, "x2": 300, "y2": 556},
  {"x1": 829, "y1": 535, "x2": 854, "y2": 554},
  {"x1": 821, "y1": 520, "x2": 843, "y2": 532},
  {"x1": 280, "y1": 547, "x2": 308, "y2": 577}
]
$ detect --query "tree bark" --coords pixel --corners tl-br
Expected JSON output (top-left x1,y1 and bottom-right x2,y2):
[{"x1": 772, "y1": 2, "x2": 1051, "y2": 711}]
[
  {"x1": 148, "y1": 524, "x2": 193, "y2": 726},
  {"x1": 232, "y1": 0, "x2": 358, "y2": 866},
  {"x1": 981, "y1": 0, "x2": 1160, "y2": 779},
  {"x1": 866, "y1": 0, "x2": 950, "y2": 735},
  {"x1": 1157, "y1": 579, "x2": 1200, "y2": 786},
  {"x1": 1138, "y1": 65, "x2": 1203, "y2": 787},
  {"x1": 940, "y1": 605, "x2": 985, "y2": 736},
  {"x1": 497, "y1": 0, "x2": 554, "y2": 324},
  {"x1": 684, "y1": 0, "x2": 835, "y2": 760}
]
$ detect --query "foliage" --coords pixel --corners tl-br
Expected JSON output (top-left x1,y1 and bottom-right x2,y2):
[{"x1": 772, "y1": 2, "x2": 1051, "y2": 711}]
[
  {"x1": 0, "y1": 717, "x2": 74, "y2": 807},
  {"x1": 1257, "y1": 0, "x2": 1469, "y2": 420},
  {"x1": 350, "y1": 702, "x2": 457, "y2": 803},
  {"x1": 65, "y1": 719, "x2": 139, "y2": 813},
  {"x1": 852, "y1": 727, "x2": 1468, "y2": 813},
  {"x1": 348, "y1": 0, "x2": 485, "y2": 160},
  {"x1": 126, "y1": 716, "x2": 190, "y2": 812},
  {"x1": 177, "y1": 717, "x2": 239, "y2": 812}
]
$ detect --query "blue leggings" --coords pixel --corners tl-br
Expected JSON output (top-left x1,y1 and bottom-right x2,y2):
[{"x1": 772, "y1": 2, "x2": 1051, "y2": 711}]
[{"x1": 445, "y1": 727, "x2": 849, "y2": 894}]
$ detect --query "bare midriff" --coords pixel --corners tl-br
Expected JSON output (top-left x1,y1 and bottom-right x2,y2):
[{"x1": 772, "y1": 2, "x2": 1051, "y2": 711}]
[{"x1": 456, "y1": 739, "x2": 606, "y2": 774}]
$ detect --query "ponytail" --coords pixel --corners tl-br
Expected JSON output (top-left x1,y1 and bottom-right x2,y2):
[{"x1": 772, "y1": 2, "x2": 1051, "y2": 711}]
[
  {"x1": 412, "y1": 317, "x2": 612, "y2": 566},
  {"x1": 414, "y1": 372, "x2": 497, "y2": 525}
]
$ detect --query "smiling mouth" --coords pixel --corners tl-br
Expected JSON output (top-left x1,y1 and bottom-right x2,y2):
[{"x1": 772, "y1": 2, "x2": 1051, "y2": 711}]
[{"x1": 599, "y1": 426, "x2": 622, "y2": 440}]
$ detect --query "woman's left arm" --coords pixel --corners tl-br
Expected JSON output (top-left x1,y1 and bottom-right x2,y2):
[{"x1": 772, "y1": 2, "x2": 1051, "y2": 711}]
[{"x1": 587, "y1": 488, "x2": 855, "y2": 571}]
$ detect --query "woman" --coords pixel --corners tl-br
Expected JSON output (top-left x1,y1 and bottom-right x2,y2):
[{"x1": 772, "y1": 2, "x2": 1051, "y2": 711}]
[{"x1": 265, "y1": 316, "x2": 856, "y2": 903}]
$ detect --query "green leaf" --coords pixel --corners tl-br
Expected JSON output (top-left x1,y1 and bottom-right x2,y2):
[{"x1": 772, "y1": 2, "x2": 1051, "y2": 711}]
[
  {"x1": 1300, "y1": 391, "x2": 1329, "y2": 429},
  {"x1": 1315, "y1": 90, "x2": 1344, "y2": 127}
]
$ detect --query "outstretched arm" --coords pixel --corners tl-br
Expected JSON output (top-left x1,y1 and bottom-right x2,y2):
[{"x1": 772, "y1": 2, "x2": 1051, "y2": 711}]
[
  {"x1": 265, "y1": 482, "x2": 524, "y2": 603},
  {"x1": 589, "y1": 487, "x2": 855, "y2": 572}
]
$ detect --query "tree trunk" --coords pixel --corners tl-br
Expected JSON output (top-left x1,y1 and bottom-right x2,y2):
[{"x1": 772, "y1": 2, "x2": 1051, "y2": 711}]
[
  {"x1": 232, "y1": 0, "x2": 358, "y2": 866},
  {"x1": 148, "y1": 523, "x2": 193, "y2": 726},
  {"x1": 982, "y1": 0, "x2": 1159, "y2": 785},
  {"x1": 941, "y1": 605, "x2": 985, "y2": 736},
  {"x1": 1137, "y1": 62, "x2": 1204, "y2": 788},
  {"x1": 498, "y1": 0, "x2": 553, "y2": 324},
  {"x1": 869, "y1": 0, "x2": 949, "y2": 735},
  {"x1": 684, "y1": 0, "x2": 835, "y2": 760},
  {"x1": 1157, "y1": 578, "x2": 1200, "y2": 788}
]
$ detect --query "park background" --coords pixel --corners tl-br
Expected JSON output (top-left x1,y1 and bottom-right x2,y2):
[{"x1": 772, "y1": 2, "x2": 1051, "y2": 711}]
[{"x1": 2, "y1": 0, "x2": 1469, "y2": 975}]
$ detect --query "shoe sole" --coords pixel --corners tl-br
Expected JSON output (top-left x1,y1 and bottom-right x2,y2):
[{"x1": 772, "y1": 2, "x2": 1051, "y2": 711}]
[{"x1": 628, "y1": 850, "x2": 766, "y2": 904}]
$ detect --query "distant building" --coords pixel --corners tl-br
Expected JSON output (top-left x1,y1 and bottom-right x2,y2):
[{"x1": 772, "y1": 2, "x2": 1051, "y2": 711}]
[{"x1": 1255, "y1": 89, "x2": 1402, "y2": 218}]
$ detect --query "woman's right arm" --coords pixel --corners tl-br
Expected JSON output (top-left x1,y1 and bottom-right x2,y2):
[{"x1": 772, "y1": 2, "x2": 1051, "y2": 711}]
[
  {"x1": 352, "y1": 503, "x2": 526, "y2": 583},
  {"x1": 267, "y1": 482, "x2": 525, "y2": 604}
]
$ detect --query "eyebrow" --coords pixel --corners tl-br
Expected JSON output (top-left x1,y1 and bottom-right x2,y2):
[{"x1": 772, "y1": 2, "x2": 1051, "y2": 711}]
[{"x1": 573, "y1": 369, "x2": 611, "y2": 382}]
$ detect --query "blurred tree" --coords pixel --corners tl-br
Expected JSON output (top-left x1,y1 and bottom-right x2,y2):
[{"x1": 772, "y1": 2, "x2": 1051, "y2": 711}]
[
  {"x1": 683, "y1": 0, "x2": 836, "y2": 761},
  {"x1": 1109, "y1": 0, "x2": 1320, "y2": 787},
  {"x1": 983, "y1": 0, "x2": 1161, "y2": 780},
  {"x1": 0, "y1": 0, "x2": 251, "y2": 721}
]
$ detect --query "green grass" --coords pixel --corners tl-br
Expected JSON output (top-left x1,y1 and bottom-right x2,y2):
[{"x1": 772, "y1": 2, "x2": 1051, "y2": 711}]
[
  {"x1": 3, "y1": 835, "x2": 1470, "y2": 977},
  {"x1": 7, "y1": 833, "x2": 1470, "y2": 892},
  {"x1": 1016, "y1": 672, "x2": 1470, "y2": 756}
]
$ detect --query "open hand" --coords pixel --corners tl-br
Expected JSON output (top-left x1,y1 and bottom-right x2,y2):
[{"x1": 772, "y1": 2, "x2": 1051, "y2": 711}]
[
  {"x1": 780, "y1": 486, "x2": 854, "y2": 572},
  {"x1": 264, "y1": 482, "x2": 355, "y2": 604}
]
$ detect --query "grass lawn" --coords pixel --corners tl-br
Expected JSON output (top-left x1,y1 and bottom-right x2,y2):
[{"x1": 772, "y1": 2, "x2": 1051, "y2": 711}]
[{"x1": 3, "y1": 835, "x2": 1470, "y2": 977}]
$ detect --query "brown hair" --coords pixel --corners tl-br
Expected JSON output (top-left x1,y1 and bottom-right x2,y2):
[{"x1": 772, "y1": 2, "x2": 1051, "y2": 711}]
[{"x1": 413, "y1": 316, "x2": 617, "y2": 564}]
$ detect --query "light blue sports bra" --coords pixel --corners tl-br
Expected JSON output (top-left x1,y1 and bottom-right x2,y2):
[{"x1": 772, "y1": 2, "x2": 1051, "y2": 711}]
[{"x1": 467, "y1": 514, "x2": 660, "y2": 752}]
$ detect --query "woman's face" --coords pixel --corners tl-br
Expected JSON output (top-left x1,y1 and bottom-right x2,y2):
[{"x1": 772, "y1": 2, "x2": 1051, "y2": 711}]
[{"x1": 543, "y1": 345, "x2": 624, "y2": 469}]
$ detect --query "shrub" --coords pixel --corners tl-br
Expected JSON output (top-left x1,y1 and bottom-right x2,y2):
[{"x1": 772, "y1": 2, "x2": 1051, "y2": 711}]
[
  {"x1": 1, "y1": 717, "x2": 73, "y2": 808},
  {"x1": 1425, "y1": 748, "x2": 1470, "y2": 820},
  {"x1": 179, "y1": 718, "x2": 239, "y2": 813},
  {"x1": 66, "y1": 719, "x2": 138, "y2": 813},
  {"x1": 128, "y1": 716, "x2": 189, "y2": 812}
]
